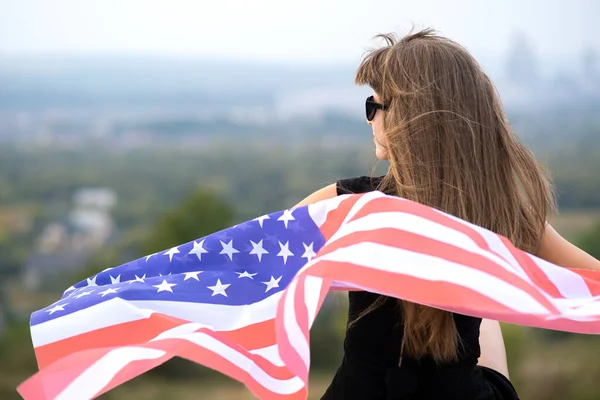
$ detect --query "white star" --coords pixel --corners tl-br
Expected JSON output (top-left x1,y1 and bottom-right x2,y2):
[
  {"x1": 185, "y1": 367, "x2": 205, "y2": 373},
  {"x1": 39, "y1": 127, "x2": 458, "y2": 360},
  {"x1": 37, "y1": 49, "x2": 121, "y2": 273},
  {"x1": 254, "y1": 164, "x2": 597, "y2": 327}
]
[
  {"x1": 277, "y1": 241, "x2": 294, "y2": 264},
  {"x1": 254, "y1": 214, "x2": 270, "y2": 228},
  {"x1": 46, "y1": 303, "x2": 67, "y2": 315},
  {"x1": 159, "y1": 272, "x2": 172, "y2": 277},
  {"x1": 129, "y1": 274, "x2": 146, "y2": 284},
  {"x1": 207, "y1": 279, "x2": 231, "y2": 297},
  {"x1": 74, "y1": 290, "x2": 93, "y2": 299},
  {"x1": 183, "y1": 271, "x2": 203, "y2": 281},
  {"x1": 236, "y1": 271, "x2": 257, "y2": 279},
  {"x1": 189, "y1": 239, "x2": 209, "y2": 261},
  {"x1": 262, "y1": 275, "x2": 282, "y2": 293},
  {"x1": 153, "y1": 280, "x2": 177, "y2": 293},
  {"x1": 63, "y1": 286, "x2": 76, "y2": 294},
  {"x1": 110, "y1": 274, "x2": 121, "y2": 284},
  {"x1": 86, "y1": 276, "x2": 98, "y2": 287},
  {"x1": 145, "y1": 252, "x2": 158, "y2": 261},
  {"x1": 164, "y1": 246, "x2": 180, "y2": 262},
  {"x1": 301, "y1": 242, "x2": 317, "y2": 263},
  {"x1": 219, "y1": 239, "x2": 239, "y2": 261},
  {"x1": 277, "y1": 209, "x2": 295, "y2": 229},
  {"x1": 99, "y1": 288, "x2": 119, "y2": 297},
  {"x1": 249, "y1": 239, "x2": 269, "y2": 261}
]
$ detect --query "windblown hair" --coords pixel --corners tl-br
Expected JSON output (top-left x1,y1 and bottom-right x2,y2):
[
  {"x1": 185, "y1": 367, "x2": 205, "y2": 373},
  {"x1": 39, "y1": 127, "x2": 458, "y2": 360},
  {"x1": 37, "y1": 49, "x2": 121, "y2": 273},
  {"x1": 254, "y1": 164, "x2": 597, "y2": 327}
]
[{"x1": 353, "y1": 28, "x2": 556, "y2": 363}]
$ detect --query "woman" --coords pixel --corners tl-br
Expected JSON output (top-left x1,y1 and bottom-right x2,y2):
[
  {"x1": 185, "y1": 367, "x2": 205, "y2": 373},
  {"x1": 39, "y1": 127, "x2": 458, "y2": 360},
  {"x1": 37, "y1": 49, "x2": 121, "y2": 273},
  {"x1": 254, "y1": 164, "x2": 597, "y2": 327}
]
[{"x1": 294, "y1": 29, "x2": 600, "y2": 399}]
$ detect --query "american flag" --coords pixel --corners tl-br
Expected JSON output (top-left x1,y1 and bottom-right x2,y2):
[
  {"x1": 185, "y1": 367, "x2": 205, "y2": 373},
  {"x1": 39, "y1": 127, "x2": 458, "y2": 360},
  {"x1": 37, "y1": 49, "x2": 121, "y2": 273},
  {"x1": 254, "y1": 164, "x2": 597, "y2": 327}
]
[{"x1": 18, "y1": 191, "x2": 600, "y2": 400}]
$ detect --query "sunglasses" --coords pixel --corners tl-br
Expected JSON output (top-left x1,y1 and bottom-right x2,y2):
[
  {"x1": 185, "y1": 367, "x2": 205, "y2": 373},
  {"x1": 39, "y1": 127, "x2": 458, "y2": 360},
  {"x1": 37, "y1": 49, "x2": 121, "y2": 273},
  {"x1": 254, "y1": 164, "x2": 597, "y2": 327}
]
[{"x1": 365, "y1": 95, "x2": 389, "y2": 121}]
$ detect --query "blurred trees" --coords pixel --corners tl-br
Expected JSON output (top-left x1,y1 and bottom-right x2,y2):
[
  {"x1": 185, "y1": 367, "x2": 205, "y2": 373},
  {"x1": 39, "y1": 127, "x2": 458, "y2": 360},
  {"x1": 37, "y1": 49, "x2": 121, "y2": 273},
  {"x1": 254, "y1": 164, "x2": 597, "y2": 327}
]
[
  {"x1": 575, "y1": 223, "x2": 600, "y2": 259},
  {"x1": 141, "y1": 188, "x2": 235, "y2": 256}
]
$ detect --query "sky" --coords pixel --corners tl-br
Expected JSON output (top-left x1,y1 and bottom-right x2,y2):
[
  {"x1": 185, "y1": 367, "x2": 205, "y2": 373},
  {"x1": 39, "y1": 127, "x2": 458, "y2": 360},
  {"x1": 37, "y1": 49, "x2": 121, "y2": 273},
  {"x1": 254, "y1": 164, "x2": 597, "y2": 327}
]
[{"x1": 0, "y1": 0, "x2": 598, "y2": 65}]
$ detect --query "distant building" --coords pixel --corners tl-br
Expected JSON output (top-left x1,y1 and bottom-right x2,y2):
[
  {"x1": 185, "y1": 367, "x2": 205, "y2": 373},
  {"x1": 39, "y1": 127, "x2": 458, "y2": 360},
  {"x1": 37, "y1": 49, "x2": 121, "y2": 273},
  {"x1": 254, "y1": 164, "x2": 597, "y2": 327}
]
[
  {"x1": 72, "y1": 187, "x2": 117, "y2": 211},
  {"x1": 22, "y1": 187, "x2": 118, "y2": 291}
]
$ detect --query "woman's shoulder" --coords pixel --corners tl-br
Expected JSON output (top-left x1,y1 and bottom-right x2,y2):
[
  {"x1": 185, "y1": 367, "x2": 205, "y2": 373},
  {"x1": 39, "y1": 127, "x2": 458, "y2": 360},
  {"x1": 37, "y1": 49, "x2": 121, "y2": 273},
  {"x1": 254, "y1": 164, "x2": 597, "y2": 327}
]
[{"x1": 336, "y1": 175, "x2": 385, "y2": 195}]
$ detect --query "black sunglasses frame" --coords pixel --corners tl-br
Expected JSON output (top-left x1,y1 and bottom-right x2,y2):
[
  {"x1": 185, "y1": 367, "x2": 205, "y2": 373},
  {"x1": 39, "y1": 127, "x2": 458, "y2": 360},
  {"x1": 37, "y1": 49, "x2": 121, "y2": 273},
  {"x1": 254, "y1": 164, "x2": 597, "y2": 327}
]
[{"x1": 365, "y1": 95, "x2": 389, "y2": 121}]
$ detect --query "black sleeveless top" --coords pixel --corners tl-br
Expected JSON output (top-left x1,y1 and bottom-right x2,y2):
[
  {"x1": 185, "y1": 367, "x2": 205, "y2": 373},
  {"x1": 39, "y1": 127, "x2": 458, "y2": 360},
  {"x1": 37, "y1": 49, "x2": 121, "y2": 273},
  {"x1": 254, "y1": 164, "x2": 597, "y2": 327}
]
[{"x1": 321, "y1": 176, "x2": 520, "y2": 400}]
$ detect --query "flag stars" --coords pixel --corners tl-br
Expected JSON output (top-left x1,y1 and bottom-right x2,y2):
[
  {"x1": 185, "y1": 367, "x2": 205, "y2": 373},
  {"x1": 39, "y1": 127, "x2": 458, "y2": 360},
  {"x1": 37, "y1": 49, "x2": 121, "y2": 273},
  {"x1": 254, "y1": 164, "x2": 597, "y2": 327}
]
[
  {"x1": 164, "y1": 246, "x2": 180, "y2": 262},
  {"x1": 154, "y1": 280, "x2": 177, "y2": 293},
  {"x1": 207, "y1": 279, "x2": 230, "y2": 297},
  {"x1": 129, "y1": 274, "x2": 146, "y2": 284},
  {"x1": 99, "y1": 288, "x2": 119, "y2": 297},
  {"x1": 46, "y1": 303, "x2": 67, "y2": 315},
  {"x1": 254, "y1": 214, "x2": 270, "y2": 228},
  {"x1": 236, "y1": 271, "x2": 257, "y2": 279},
  {"x1": 262, "y1": 276, "x2": 282, "y2": 293},
  {"x1": 249, "y1": 239, "x2": 269, "y2": 261},
  {"x1": 220, "y1": 239, "x2": 239, "y2": 261},
  {"x1": 110, "y1": 274, "x2": 121, "y2": 284},
  {"x1": 64, "y1": 286, "x2": 76, "y2": 294},
  {"x1": 277, "y1": 209, "x2": 295, "y2": 229},
  {"x1": 189, "y1": 239, "x2": 209, "y2": 261},
  {"x1": 301, "y1": 242, "x2": 316, "y2": 263},
  {"x1": 277, "y1": 241, "x2": 294, "y2": 264},
  {"x1": 86, "y1": 276, "x2": 98, "y2": 287},
  {"x1": 183, "y1": 271, "x2": 203, "y2": 281},
  {"x1": 74, "y1": 290, "x2": 93, "y2": 299}
]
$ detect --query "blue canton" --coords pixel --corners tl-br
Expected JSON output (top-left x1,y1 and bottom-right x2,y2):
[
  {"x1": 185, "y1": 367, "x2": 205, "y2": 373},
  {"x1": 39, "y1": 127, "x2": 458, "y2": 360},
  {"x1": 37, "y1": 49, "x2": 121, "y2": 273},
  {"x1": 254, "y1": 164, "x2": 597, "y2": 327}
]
[{"x1": 31, "y1": 206, "x2": 325, "y2": 326}]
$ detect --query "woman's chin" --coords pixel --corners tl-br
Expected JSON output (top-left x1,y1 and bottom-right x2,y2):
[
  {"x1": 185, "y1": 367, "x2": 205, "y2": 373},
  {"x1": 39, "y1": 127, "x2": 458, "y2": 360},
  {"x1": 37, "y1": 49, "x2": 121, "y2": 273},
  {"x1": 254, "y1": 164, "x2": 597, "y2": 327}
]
[{"x1": 374, "y1": 147, "x2": 389, "y2": 161}]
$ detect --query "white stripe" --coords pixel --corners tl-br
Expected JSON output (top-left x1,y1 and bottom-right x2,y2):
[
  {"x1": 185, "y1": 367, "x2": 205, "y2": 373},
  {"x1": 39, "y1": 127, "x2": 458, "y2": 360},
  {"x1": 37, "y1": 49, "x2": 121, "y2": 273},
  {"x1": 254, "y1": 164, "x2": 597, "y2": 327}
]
[
  {"x1": 438, "y1": 206, "x2": 592, "y2": 300},
  {"x1": 530, "y1": 253, "x2": 592, "y2": 299},
  {"x1": 282, "y1": 278, "x2": 310, "y2": 368},
  {"x1": 32, "y1": 292, "x2": 282, "y2": 347},
  {"x1": 303, "y1": 276, "x2": 324, "y2": 329},
  {"x1": 327, "y1": 191, "x2": 387, "y2": 243},
  {"x1": 149, "y1": 322, "x2": 286, "y2": 366},
  {"x1": 249, "y1": 345, "x2": 285, "y2": 366},
  {"x1": 307, "y1": 194, "x2": 348, "y2": 227},
  {"x1": 56, "y1": 347, "x2": 166, "y2": 400},
  {"x1": 328, "y1": 211, "x2": 546, "y2": 287},
  {"x1": 57, "y1": 332, "x2": 303, "y2": 399},
  {"x1": 316, "y1": 241, "x2": 552, "y2": 315},
  {"x1": 476, "y1": 228, "x2": 530, "y2": 280},
  {"x1": 149, "y1": 323, "x2": 304, "y2": 394}
]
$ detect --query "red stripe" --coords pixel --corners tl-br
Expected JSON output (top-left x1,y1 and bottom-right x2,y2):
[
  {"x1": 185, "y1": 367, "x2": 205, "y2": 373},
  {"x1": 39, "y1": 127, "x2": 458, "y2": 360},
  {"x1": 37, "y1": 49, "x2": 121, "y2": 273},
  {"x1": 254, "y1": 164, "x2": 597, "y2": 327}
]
[
  {"x1": 304, "y1": 259, "x2": 600, "y2": 334},
  {"x1": 566, "y1": 267, "x2": 600, "y2": 296},
  {"x1": 21, "y1": 327, "x2": 303, "y2": 400},
  {"x1": 277, "y1": 277, "x2": 333, "y2": 383},
  {"x1": 19, "y1": 346, "x2": 171, "y2": 400},
  {"x1": 293, "y1": 276, "x2": 309, "y2": 346},
  {"x1": 499, "y1": 236, "x2": 563, "y2": 298},
  {"x1": 34, "y1": 313, "x2": 277, "y2": 369},
  {"x1": 317, "y1": 227, "x2": 562, "y2": 314},
  {"x1": 276, "y1": 278, "x2": 309, "y2": 384},
  {"x1": 318, "y1": 194, "x2": 361, "y2": 241},
  {"x1": 348, "y1": 196, "x2": 563, "y2": 289},
  {"x1": 348, "y1": 197, "x2": 491, "y2": 251}
]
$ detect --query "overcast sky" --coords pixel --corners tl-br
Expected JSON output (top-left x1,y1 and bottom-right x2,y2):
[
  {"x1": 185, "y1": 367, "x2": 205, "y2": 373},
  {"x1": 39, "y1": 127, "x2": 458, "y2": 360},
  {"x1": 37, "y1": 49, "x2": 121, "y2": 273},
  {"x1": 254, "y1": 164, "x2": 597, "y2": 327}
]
[{"x1": 0, "y1": 0, "x2": 598, "y2": 64}]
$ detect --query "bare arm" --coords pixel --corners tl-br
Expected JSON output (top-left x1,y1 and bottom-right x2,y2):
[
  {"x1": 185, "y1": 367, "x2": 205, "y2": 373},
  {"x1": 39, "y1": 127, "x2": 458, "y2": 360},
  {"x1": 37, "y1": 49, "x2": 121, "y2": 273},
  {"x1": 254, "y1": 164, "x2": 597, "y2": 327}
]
[{"x1": 293, "y1": 183, "x2": 338, "y2": 208}]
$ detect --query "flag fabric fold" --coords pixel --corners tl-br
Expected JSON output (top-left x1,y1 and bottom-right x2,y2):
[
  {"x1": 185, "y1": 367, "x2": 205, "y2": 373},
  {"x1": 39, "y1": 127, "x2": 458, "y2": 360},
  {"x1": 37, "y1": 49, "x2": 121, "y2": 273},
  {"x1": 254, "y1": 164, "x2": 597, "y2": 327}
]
[{"x1": 17, "y1": 191, "x2": 600, "y2": 400}]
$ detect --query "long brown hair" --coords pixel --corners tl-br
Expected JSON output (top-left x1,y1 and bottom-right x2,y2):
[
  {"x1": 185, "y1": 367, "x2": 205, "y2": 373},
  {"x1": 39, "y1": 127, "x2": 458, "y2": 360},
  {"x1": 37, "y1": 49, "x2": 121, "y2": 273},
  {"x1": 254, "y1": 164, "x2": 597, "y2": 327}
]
[{"x1": 353, "y1": 28, "x2": 556, "y2": 363}]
